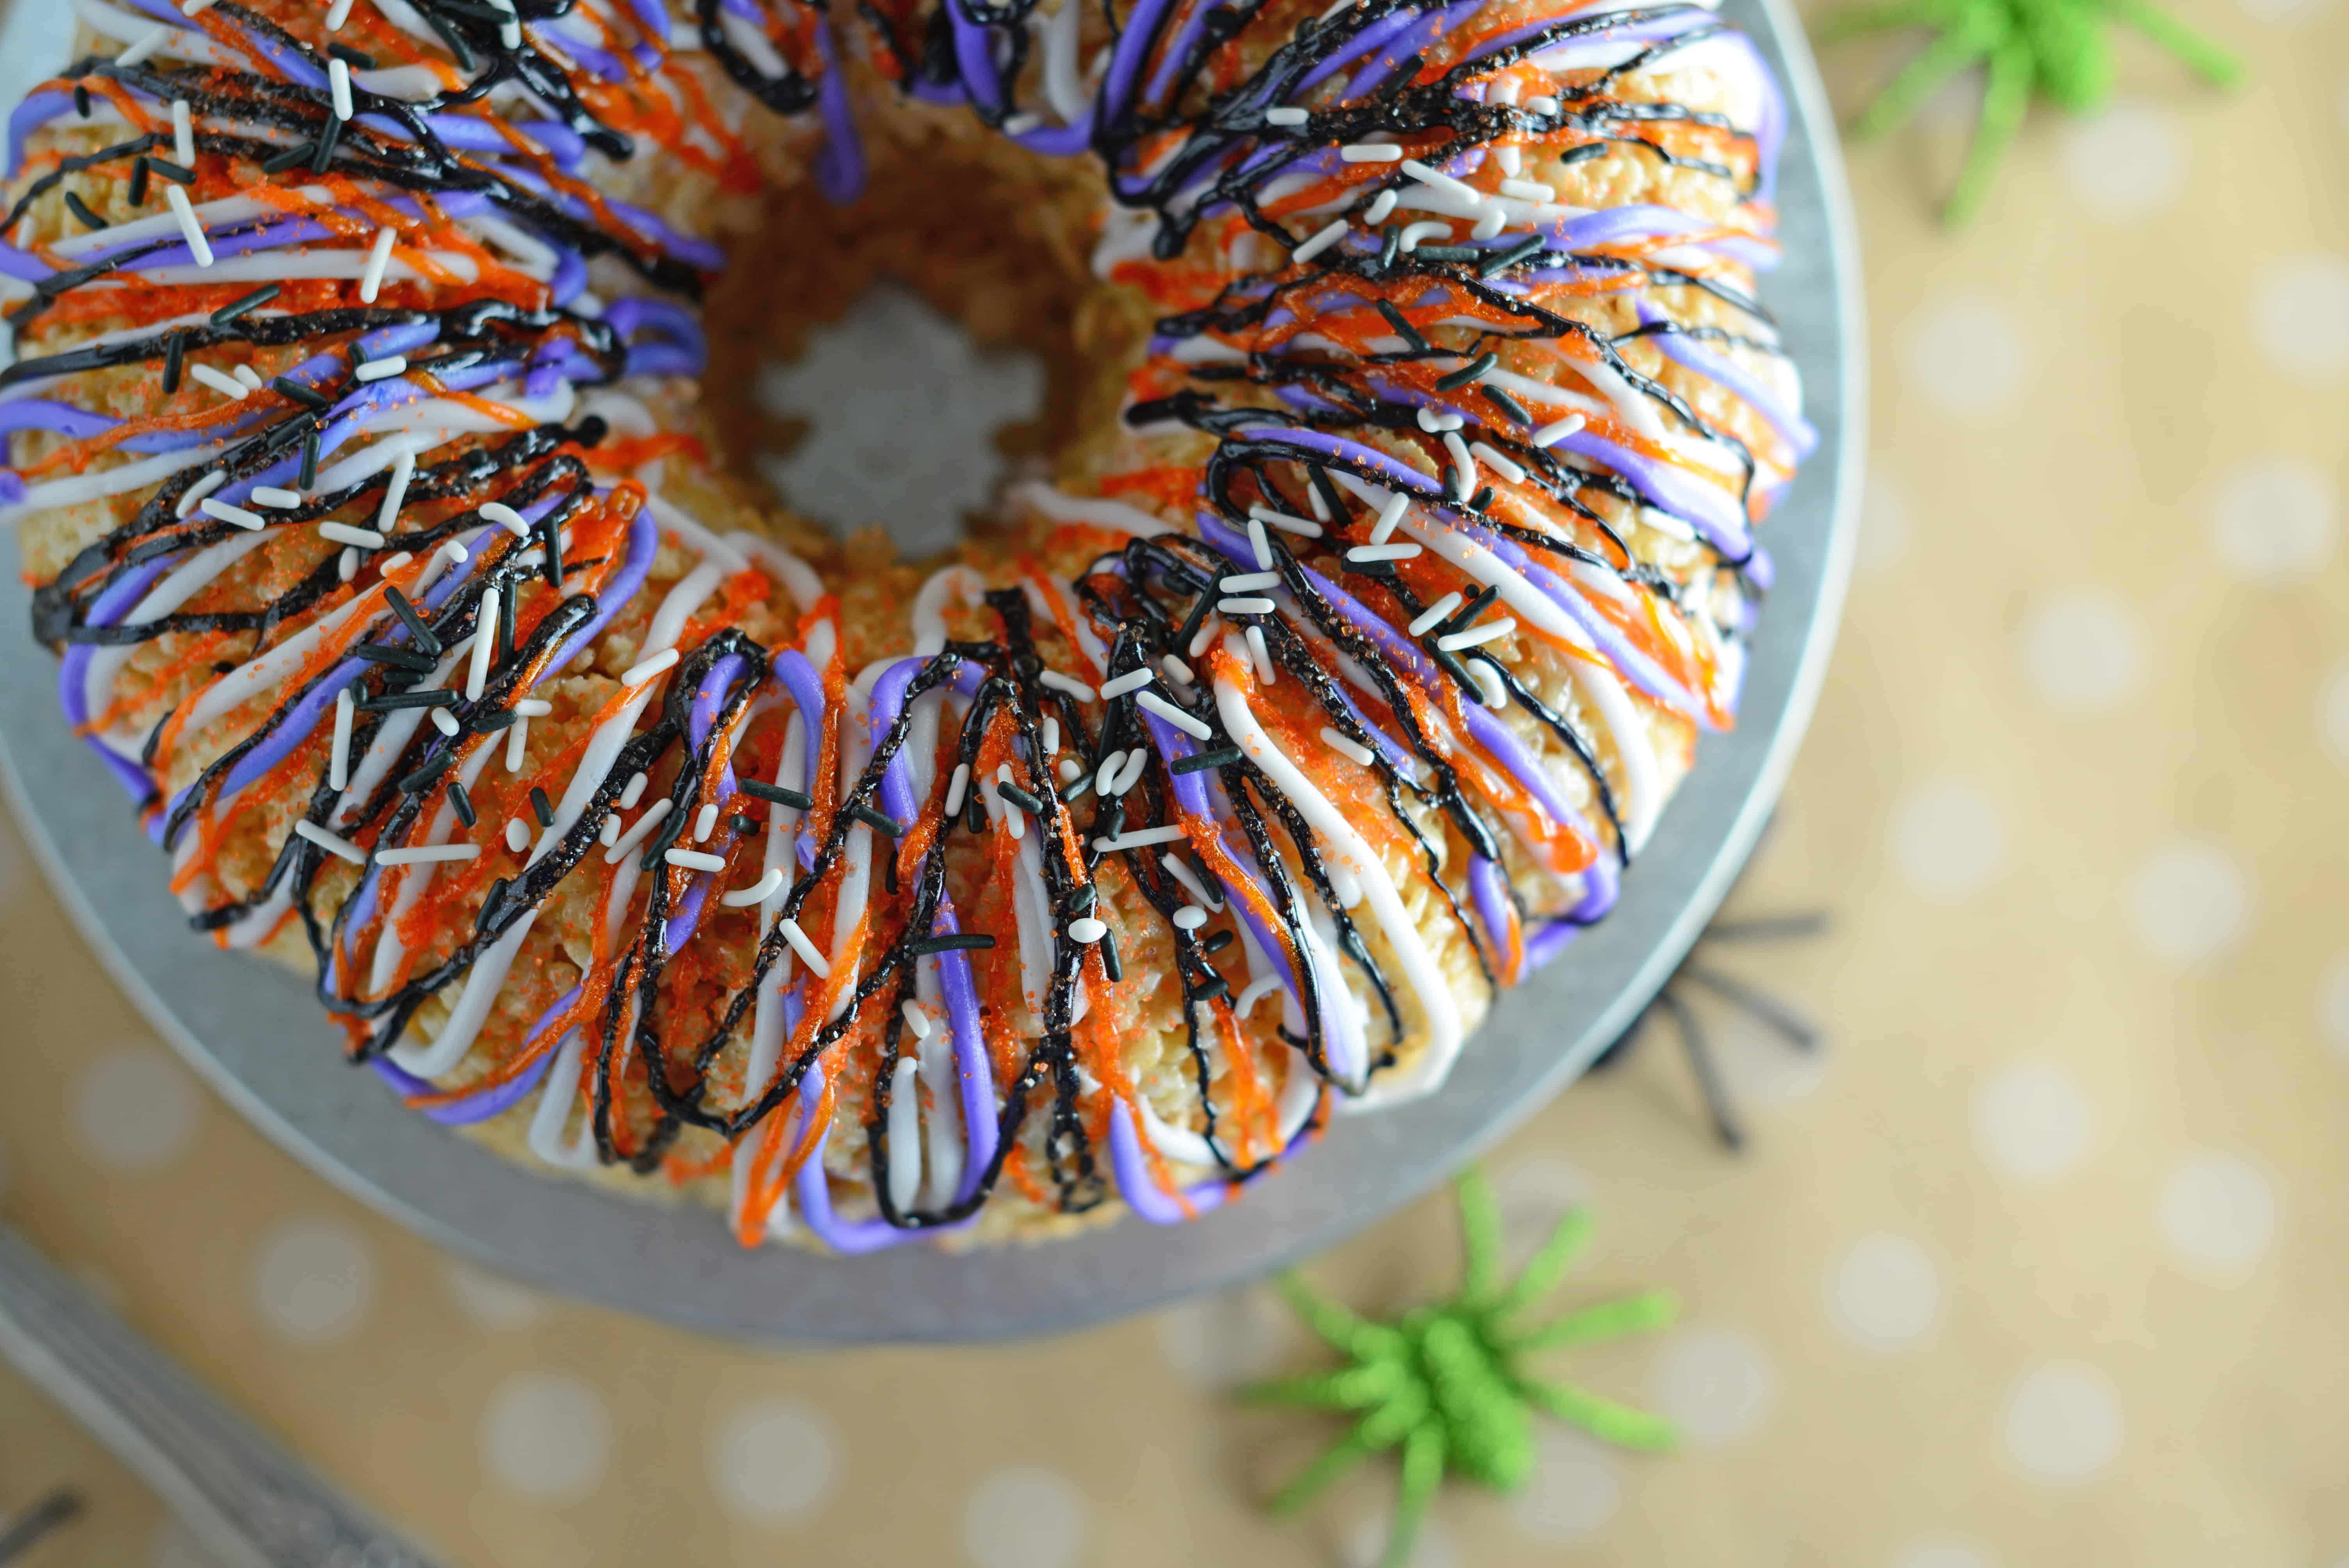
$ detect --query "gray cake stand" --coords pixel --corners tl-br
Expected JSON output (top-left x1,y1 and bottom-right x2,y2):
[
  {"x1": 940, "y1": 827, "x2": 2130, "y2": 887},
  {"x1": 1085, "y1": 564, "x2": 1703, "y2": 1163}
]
[{"x1": 0, "y1": 0, "x2": 1862, "y2": 1343}]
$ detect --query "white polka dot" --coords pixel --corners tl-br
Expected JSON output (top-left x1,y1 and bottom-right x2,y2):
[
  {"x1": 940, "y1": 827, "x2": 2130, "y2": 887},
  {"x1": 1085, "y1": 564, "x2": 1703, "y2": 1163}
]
[
  {"x1": 251, "y1": 1218, "x2": 376, "y2": 1345},
  {"x1": 2254, "y1": 256, "x2": 2349, "y2": 377},
  {"x1": 1650, "y1": 1326, "x2": 1778, "y2": 1447},
  {"x1": 1823, "y1": 1234, "x2": 1945, "y2": 1355},
  {"x1": 1490, "y1": 1153, "x2": 1596, "y2": 1265},
  {"x1": 485, "y1": 1374, "x2": 611, "y2": 1498},
  {"x1": 1975, "y1": 1058, "x2": 2098, "y2": 1184},
  {"x1": 960, "y1": 1465, "x2": 1088, "y2": 1568},
  {"x1": 1339, "y1": 1508, "x2": 1460, "y2": 1568},
  {"x1": 1504, "y1": 1427, "x2": 1624, "y2": 1546},
  {"x1": 2060, "y1": 100, "x2": 2180, "y2": 218},
  {"x1": 442, "y1": 1259, "x2": 548, "y2": 1329},
  {"x1": 2019, "y1": 592, "x2": 2141, "y2": 710},
  {"x1": 1907, "y1": 295, "x2": 2030, "y2": 415},
  {"x1": 2000, "y1": 1363, "x2": 2123, "y2": 1487},
  {"x1": 75, "y1": 1046, "x2": 199, "y2": 1171},
  {"x1": 1890, "y1": 1538, "x2": 1998, "y2": 1568},
  {"x1": 714, "y1": 1400, "x2": 840, "y2": 1523},
  {"x1": 2130, "y1": 840, "x2": 2251, "y2": 964},
  {"x1": 1888, "y1": 778, "x2": 2008, "y2": 900},
  {"x1": 2156, "y1": 1152, "x2": 2280, "y2": 1272},
  {"x1": 1857, "y1": 465, "x2": 1913, "y2": 577},
  {"x1": 1157, "y1": 1285, "x2": 1290, "y2": 1388},
  {"x1": 2231, "y1": 0, "x2": 2336, "y2": 27},
  {"x1": 2210, "y1": 458, "x2": 2335, "y2": 579},
  {"x1": 2319, "y1": 661, "x2": 2349, "y2": 766},
  {"x1": 2322, "y1": 958, "x2": 2349, "y2": 1061}
]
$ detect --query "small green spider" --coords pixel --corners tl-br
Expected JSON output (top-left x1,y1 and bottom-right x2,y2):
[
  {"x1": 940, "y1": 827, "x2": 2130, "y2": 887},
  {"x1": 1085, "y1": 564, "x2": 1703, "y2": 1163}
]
[
  {"x1": 1246, "y1": 1172, "x2": 1675, "y2": 1568},
  {"x1": 1820, "y1": 0, "x2": 2241, "y2": 223}
]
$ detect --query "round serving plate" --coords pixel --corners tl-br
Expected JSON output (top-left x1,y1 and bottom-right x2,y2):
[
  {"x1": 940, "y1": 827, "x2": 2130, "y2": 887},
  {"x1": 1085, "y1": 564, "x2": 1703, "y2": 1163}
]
[{"x1": 0, "y1": 0, "x2": 1862, "y2": 1343}]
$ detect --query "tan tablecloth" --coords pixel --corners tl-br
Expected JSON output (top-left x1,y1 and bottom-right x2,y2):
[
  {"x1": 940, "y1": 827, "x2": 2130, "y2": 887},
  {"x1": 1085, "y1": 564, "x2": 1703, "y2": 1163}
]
[{"x1": 5, "y1": 5, "x2": 2347, "y2": 1563}]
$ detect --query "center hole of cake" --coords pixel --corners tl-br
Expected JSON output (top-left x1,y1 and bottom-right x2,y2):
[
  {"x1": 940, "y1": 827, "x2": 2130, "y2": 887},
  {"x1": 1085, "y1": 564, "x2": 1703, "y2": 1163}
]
[{"x1": 750, "y1": 282, "x2": 1045, "y2": 559}]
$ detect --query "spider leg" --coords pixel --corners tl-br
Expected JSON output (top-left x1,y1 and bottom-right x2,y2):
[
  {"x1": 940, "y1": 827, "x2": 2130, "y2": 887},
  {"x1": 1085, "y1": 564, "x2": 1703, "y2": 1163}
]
[
  {"x1": 1380, "y1": 1423, "x2": 1448, "y2": 1568},
  {"x1": 1245, "y1": 1366, "x2": 1396, "y2": 1412},
  {"x1": 1509, "y1": 1287, "x2": 1677, "y2": 1351},
  {"x1": 1848, "y1": 16, "x2": 2000, "y2": 142},
  {"x1": 1455, "y1": 1169, "x2": 1506, "y2": 1305},
  {"x1": 1661, "y1": 988, "x2": 1746, "y2": 1151},
  {"x1": 1277, "y1": 1273, "x2": 1397, "y2": 1360},
  {"x1": 1521, "y1": 1377, "x2": 1679, "y2": 1452},
  {"x1": 2099, "y1": 0, "x2": 2243, "y2": 86},
  {"x1": 1269, "y1": 1424, "x2": 1381, "y2": 1514},
  {"x1": 1494, "y1": 1205, "x2": 1593, "y2": 1317},
  {"x1": 1682, "y1": 962, "x2": 1821, "y2": 1051},
  {"x1": 1944, "y1": 35, "x2": 2034, "y2": 223}
]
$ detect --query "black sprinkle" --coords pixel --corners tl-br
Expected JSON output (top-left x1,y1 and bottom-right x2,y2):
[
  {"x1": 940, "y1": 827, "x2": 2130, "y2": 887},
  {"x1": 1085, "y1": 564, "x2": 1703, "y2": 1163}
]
[
  {"x1": 384, "y1": 587, "x2": 441, "y2": 655},
  {"x1": 449, "y1": 781, "x2": 477, "y2": 828},
  {"x1": 73, "y1": 84, "x2": 90, "y2": 119},
  {"x1": 740, "y1": 779, "x2": 813, "y2": 810},
  {"x1": 361, "y1": 688, "x2": 460, "y2": 712},
  {"x1": 1192, "y1": 969, "x2": 1228, "y2": 1000},
  {"x1": 1482, "y1": 385, "x2": 1532, "y2": 425},
  {"x1": 849, "y1": 802, "x2": 903, "y2": 837},
  {"x1": 1098, "y1": 926, "x2": 1123, "y2": 983},
  {"x1": 529, "y1": 786, "x2": 554, "y2": 827},
  {"x1": 1435, "y1": 352, "x2": 1497, "y2": 390},
  {"x1": 1172, "y1": 747, "x2": 1240, "y2": 775},
  {"x1": 147, "y1": 156, "x2": 194, "y2": 186},
  {"x1": 353, "y1": 640, "x2": 434, "y2": 671},
  {"x1": 729, "y1": 814, "x2": 759, "y2": 835},
  {"x1": 911, "y1": 932, "x2": 995, "y2": 955},
  {"x1": 964, "y1": 793, "x2": 987, "y2": 835},
  {"x1": 1374, "y1": 300, "x2": 1427, "y2": 351},
  {"x1": 310, "y1": 114, "x2": 341, "y2": 174},
  {"x1": 473, "y1": 708, "x2": 520, "y2": 732},
  {"x1": 1064, "y1": 882, "x2": 1097, "y2": 916},
  {"x1": 1469, "y1": 485, "x2": 1494, "y2": 512},
  {"x1": 1203, "y1": 929, "x2": 1235, "y2": 954},
  {"x1": 63, "y1": 192, "x2": 107, "y2": 232},
  {"x1": 259, "y1": 142, "x2": 314, "y2": 175},
  {"x1": 161, "y1": 333, "x2": 184, "y2": 396},
  {"x1": 127, "y1": 156, "x2": 150, "y2": 205},
  {"x1": 1442, "y1": 584, "x2": 1499, "y2": 635},
  {"x1": 1479, "y1": 233, "x2": 1546, "y2": 278},
  {"x1": 209, "y1": 283, "x2": 279, "y2": 325},
  {"x1": 328, "y1": 43, "x2": 377, "y2": 69},
  {"x1": 478, "y1": 877, "x2": 508, "y2": 933},
  {"x1": 396, "y1": 750, "x2": 453, "y2": 792},
  {"x1": 995, "y1": 781, "x2": 1044, "y2": 816},
  {"x1": 271, "y1": 375, "x2": 328, "y2": 408},
  {"x1": 297, "y1": 431, "x2": 320, "y2": 490}
]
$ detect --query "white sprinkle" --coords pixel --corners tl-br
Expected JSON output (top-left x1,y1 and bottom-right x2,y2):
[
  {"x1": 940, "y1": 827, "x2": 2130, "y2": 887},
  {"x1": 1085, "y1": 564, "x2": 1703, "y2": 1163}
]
[
  {"x1": 465, "y1": 588, "x2": 497, "y2": 699},
  {"x1": 1137, "y1": 690, "x2": 1212, "y2": 740},
  {"x1": 1320, "y1": 727, "x2": 1375, "y2": 766},
  {"x1": 180, "y1": 0, "x2": 213, "y2": 13},
  {"x1": 1290, "y1": 219, "x2": 1349, "y2": 265},
  {"x1": 778, "y1": 917, "x2": 831, "y2": 978},
  {"x1": 504, "y1": 818, "x2": 529, "y2": 853},
  {"x1": 619, "y1": 646, "x2": 678, "y2": 687},
  {"x1": 1264, "y1": 106, "x2": 1308, "y2": 126},
  {"x1": 1347, "y1": 541, "x2": 1422, "y2": 563},
  {"x1": 358, "y1": 226, "x2": 396, "y2": 304},
  {"x1": 1408, "y1": 592, "x2": 1463, "y2": 637},
  {"x1": 943, "y1": 762, "x2": 971, "y2": 817},
  {"x1": 1532, "y1": 414, "x2": 1586, "y2": 447},
  {"x1": 1236, "y1": 975, "x2": 1283, "y2": 1018},
  {"x1": 292, "y1": 819, "x2": 365, "y2": 864},
  {"x1": 1221, "y1": 571, "x2": 1281, "y2": 593},
  {"x1": 1304, "y1": 479, "x2": 1330, "y2": 522},
  {"x1": 1094, "y1": 750, "x2": 1126, "y2": 794},
  {"x1": 1362, "y1": 189, "x2": 1398, "y2": 225},
  {"x1": 1057, "y1": 757, "x2": 1082, "y2": 782},
  {"x1": 1499, "y1": 178, "x2": 1557, "y2": 202},
  {"x1": 251, "y1": 485, "x2": 302, "y2": 508},
  {"x1": 326, "y1": 0, "x2": 354, "y2": 29},
  {"x1": 1400, "y1": 158, "x2": 1483, "y2": 205},
  {"x1": 1250, "y1": 506, "x2": 1322, "y2": 538},
  {"x1": 515, "y1": 699, "x2": 552, "y2": 717},
  {"x1": 1468, "y1": 654, "x2": 1508, "y2": 708},
  {"x1": 602, "y1": 797, "x2": 672, "y2": 864},
  {"x1": 353, "y1": 355, "x2": 408, "y2": 383},
  {"x1": 900, "y1": 999, "x2": 932, "y2": 1039},
  {"x1": 1340, "y1": 143, "x2": 1402, "y2": 162},
  {"x1": 378, "y1": 552, "x2": 412, "y2": 573},
  {"x1": 618, "y1": 770, "x2": 648, "y2": 809},
  {"x1": 664, "y1": 846, "x2": 726, "y2": 873},
  {"x1": 1218, "y1": 597, "x2": 1275, "y2": 615},
  {"x1": 429, "y1": 706, "x2": 459, "y2": 737},
  {"x1": 1245, "y1": 624, "x2": 1277, "y2": 685},
  {"x1": 230, "y1": 363, "x2": 264, "y2": 390},
  {"x1": 1247, "y1": 517, "x2": 1273, "y2": 569},
  {"x1": 1373, "y1": 492, "x2": 1410, "y2": 542},
  {"x1": 694, "y1": 802, "x2": 720, "y2": 843},
  {"x1": 1002, "y1": 112, "x2": 1042, "y2": 135},
  {"x1": 171, "y1": 99, "x2": 194, "y2": 166},
  {"x1": 1160, "y1": 852, "x2": 1223, "y2": 911},
  {"x1": 319, "y1": 521, "x2": 385, "y2": 550},
  {"x1": 1093, "y1": 824, "x2": 1190, "y2": 853},
  {"x1": 1067, "y1": 916, "x2": 1108, "y2": 944},
  {"x1": 174, "y1": 470, "x2": 226, "y2": 517},
  {"x1": 199, "y1": 497, "x2": 266, "y2": 530},
  {"x1": 1099, "y1": 667, "x2": 1155, "y2": 700},
  {"x1": 376, "y1": 843, "x2": 480, "y2": 866},
  {"x1": 1111, "y1": 748, "x2": 1149, "y2": 795},
  {"x1": 1187, "y1": 615, "x2": 1221, "y2": 659},
  {"x1": 1470, "y1": 442, "x2": 1527, "y2": 484},
  {"x1": 1041, "y1": 716, "x2": 1059, "y2": 755},
  {"x1": 1397, "y1": 220, "x2": 1450, "y2": 253},
  {"x1": 478, "y1": 501, "x2": 531, "y2": 537},
  {"x1": 116, "y1": 26, "x2": 174, "y2": 67},
  {"x1": 328, "y1": 57, "x2": 353, "y2": 120},
  {"x1": 1162, "y1": 655, "x2": 1195, "y2": 684},
  {"x1": 337, "y1": 547, "x2": 358, "y2": 582},
  {"x1": 1416, "y1": 407, "x2": 1463, "y2": 433},
  {"x1": 1437, "y1": 617, "x2": 1515, "y2": 652},
  {"x1": 1039, "y1": 670, "x2": 1096, "y2": 702},
  {"x1": 188, "y1": 363, "x2": 248, "y2": 400},
  {"x1": 599, "y1": 813, "x2": 620, "y2": 846},
  {"x1": 1172, "y1": 905, "x2": 1208, "y2": 931},
  {"x1": 440, "y1": 541, "x2": 469, "y2": 566},
  {"x1": 1471, "y1": 207, "x2": 1508, "y2": 241},
  {"x1": 376, "y1": 450, "x2": 414, "y2": 534},
  {"x1": 503, "y1": 714, "x2": 527, "y2": 773},
  {"x1": 328, "y1": 688, "x2": 355, "y2": 791},
  {"x1": 1444, "y1": 430, "x2": 1476, "y2": 489}
]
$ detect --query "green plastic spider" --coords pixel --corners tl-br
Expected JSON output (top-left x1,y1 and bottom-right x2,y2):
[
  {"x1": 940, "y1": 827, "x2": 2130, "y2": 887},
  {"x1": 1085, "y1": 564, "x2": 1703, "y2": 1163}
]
[
  {"x1": 1820, "y1": 0, "x2": 2241, "y2": 223},
  {"x1": 1246, "y1": 1173, "x2": 1675, "y2": 1568}
]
